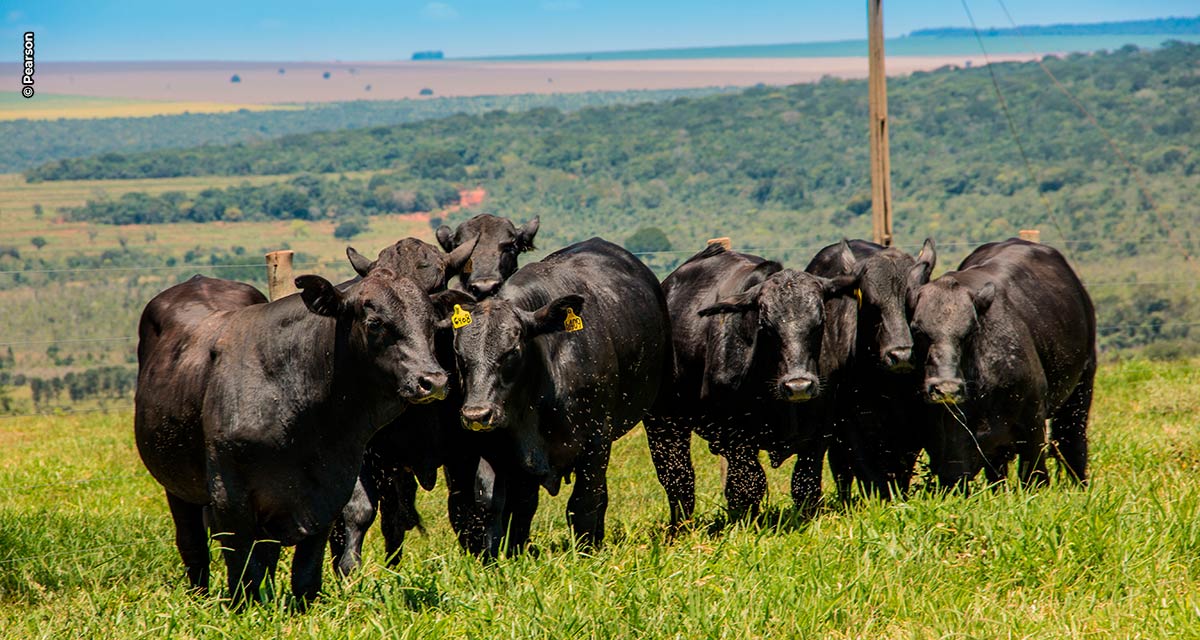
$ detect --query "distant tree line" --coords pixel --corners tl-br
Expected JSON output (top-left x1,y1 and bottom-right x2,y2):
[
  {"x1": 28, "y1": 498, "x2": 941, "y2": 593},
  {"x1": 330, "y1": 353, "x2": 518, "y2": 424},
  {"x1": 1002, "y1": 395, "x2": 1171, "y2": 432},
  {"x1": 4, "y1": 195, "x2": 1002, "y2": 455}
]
[
  {"x1": 58, "y1": 174, "x2": 460, "y2": 226},
  {"x1": 3, "y1": 88, "x2": 731, "y2": 174}
]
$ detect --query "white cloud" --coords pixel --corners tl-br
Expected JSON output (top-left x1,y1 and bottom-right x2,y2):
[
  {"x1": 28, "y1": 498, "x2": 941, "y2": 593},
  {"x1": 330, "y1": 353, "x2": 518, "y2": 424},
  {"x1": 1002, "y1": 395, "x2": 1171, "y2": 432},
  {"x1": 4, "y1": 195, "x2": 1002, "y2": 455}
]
[
  {"x1": 540, "y1": 0, "x2": 581, "y2": 10},
  {"x1": 423, "y1": 2, "x2": 459, "y2": 20}
]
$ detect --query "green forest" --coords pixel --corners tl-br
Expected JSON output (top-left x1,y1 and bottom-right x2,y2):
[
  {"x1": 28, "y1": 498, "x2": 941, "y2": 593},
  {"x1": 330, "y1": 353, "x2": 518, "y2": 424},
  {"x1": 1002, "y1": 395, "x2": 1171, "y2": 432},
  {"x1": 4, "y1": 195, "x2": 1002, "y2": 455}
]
[
  {"x1": 2, "y1": 42, "x2": 1198, "y2": 413},
  {"x1": 33, "y1": 42, "x2": 1198, "y2": 264},
  {"x1": 0, "y1": 88, "x2": 729, "y2": 174}
]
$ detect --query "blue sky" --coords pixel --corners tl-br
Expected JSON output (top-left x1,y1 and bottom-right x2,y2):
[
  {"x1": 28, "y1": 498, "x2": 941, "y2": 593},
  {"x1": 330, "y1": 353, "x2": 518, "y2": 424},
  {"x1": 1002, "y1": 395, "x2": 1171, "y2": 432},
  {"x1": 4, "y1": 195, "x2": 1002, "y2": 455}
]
[{"x1": 3, "y1": 1, "x2": 1196, "y2": 61}]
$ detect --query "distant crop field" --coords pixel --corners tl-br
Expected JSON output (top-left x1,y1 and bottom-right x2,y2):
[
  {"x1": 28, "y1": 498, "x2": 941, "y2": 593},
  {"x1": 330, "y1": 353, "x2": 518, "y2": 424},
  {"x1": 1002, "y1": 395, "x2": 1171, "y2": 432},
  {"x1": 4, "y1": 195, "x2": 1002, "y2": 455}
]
[
  {"x1": 0, "y1": 358, "x2": 1196, "y2": 636},
  {"x1": 0, "y1": 171, "x2": 420, "y2": 265},
  {"x1": 0, "y1": 92, "x2": 294, "y2": 121}
]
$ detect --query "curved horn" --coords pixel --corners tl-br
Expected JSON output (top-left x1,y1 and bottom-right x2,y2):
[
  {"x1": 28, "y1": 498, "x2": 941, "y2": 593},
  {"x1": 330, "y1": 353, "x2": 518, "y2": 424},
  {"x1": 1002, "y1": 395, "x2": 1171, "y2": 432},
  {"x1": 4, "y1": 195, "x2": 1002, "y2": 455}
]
[{"x1": 445, "y1": 234, "x2": 479, "y2": 274}]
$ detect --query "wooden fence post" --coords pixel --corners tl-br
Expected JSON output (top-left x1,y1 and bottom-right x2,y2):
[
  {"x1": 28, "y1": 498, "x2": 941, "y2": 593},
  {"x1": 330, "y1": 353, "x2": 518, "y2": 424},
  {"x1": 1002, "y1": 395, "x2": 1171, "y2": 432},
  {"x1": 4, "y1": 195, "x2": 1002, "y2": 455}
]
[
  {"x1": 1018, "y1": 229, "x2": 1041, "y2": 243},
  {"x1": 706, "y1": 237, "x2": 732, "y2": 250},
  {"x1": 265, "y1": 250, "x2": 296, "y2": 301}
]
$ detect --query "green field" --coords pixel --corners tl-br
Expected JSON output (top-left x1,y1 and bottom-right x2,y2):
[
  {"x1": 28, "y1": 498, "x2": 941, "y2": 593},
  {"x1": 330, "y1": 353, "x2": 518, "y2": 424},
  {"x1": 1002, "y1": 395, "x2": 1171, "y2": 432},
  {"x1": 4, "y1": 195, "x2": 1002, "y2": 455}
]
[{"x1": 0, "y1": 359, "x2": 1196, "y2": 637}]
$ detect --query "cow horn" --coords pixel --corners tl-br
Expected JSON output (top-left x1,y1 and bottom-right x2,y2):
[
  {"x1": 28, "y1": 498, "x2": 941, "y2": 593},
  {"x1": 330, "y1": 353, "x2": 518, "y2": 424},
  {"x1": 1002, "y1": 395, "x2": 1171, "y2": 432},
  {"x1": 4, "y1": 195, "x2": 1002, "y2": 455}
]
[{"x1": 445, "y1": 234, "x2": 479, "y2": 274}]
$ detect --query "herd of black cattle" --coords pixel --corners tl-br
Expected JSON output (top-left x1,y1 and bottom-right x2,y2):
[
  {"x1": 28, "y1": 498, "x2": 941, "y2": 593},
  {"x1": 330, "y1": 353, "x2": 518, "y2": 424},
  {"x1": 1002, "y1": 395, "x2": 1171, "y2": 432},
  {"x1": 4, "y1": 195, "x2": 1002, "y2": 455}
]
[{"x1": 133, "y1": 213, "x2": 1097, "y2": 604}]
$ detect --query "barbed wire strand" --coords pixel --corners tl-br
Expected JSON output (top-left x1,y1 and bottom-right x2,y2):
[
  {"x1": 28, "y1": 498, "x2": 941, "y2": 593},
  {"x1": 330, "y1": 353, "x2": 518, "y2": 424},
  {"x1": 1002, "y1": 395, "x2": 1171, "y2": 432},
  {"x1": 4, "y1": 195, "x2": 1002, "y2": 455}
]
[{"x1": 992, "y1": 0, "x2": 1196, "y2": 267}]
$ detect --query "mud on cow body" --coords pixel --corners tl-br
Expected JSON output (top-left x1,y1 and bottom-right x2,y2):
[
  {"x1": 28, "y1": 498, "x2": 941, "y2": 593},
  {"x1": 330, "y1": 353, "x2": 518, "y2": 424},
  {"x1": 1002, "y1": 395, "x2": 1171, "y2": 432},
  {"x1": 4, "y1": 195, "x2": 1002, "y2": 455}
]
[
  {"x1": 134, "y1": 269, "x2": 460, "y2": 604},
  {"x1": 805, "y1": 238, "x2": 936, "y2": 500},
  {"x1": 449, "y1": 237, "x2": 670, "y2": 557},
  {"x1": 644, "y1": 243, "x2": 859, "y2": 526},
  {"x1": 910, "y1": 238, "x2": 1096, "y2": 489}
]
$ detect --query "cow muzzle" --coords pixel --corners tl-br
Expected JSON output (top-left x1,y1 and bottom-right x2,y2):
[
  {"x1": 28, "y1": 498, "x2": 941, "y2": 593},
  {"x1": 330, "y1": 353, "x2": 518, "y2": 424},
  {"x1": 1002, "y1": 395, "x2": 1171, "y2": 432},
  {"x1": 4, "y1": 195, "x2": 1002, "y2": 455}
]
[
  {"x1": 409, "y1": 371, "x2": 449, "y2": 404},
  {"x1": 882, "y1": 346, "x2": 914, "y2": 372},
  {"x1": 779, "y1": 375, "x2": 820, "y2": 402},
  {"x1": 467, "y1": 277, "x2": 503, "y2": 299},
  {"x1": 461, "y1": 404, "x2": 501, "y2": 432},
  {"x1": 925, "y1": 377, "x2": 964, "y2": 405}
]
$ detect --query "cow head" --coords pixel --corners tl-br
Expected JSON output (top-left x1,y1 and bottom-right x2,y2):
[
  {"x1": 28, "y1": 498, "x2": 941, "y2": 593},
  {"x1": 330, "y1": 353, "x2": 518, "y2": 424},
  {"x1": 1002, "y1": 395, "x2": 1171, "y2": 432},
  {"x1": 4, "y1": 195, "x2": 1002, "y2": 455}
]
[
  {"x1": 451, "y1": 294, "x2": 582, "y2": 431},
  {"x1": 436, "y1": 214, "x2": 539, "y2": 298},
  {"x1": 910, "y1": 277, "x2": 996, "y2": 406},
  {"x1": 295, "y1": 270, "x2": 472, "y2": 404},
  {"x1": 345, "y1": 236, "x2": 477, "y2": 294},
  {"x1": 844, "y1": 238, "x2": 937, "y2": 372},
  {"x1": 698, "y1": 268, "x2": 857, "y2": 403}
]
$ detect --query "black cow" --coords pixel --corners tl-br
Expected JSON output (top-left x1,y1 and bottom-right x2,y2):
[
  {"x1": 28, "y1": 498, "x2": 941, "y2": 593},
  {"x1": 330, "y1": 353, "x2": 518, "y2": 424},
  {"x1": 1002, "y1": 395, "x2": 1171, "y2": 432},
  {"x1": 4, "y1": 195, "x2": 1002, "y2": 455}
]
[
  {"x1": 448, "y1": 237, "x2": 670, "y2": 557},
  {"x1": 134, "y1": 269, "x2": 465, "y2": 604},
  {"x1": 437, "y1": 213, "x2": 540, "y2": 298},
  {"x1": 910, "y1": 238, "x2": 1095, "y2": 488},
  {"x1": 329, "y1": 225, "x2": 534, "y2": 573},
  {"x1": 643, "y1": 243, "x2": 858, "y2": 527},
  {"x1": 806, "y1": 238, "x2": 936, "y2": 500}
]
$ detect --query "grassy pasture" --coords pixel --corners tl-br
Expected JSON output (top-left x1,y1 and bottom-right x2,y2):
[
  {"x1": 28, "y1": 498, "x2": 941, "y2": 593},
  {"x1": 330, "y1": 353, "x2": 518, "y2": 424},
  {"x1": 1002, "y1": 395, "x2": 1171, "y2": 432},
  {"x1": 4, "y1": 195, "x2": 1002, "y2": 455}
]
[
  {"x1": 0, "y1": 358, "x2": 1196, "y2": 637},
  {"x1": 0, "y1": 92, "x2": 293, "y2": 121}
]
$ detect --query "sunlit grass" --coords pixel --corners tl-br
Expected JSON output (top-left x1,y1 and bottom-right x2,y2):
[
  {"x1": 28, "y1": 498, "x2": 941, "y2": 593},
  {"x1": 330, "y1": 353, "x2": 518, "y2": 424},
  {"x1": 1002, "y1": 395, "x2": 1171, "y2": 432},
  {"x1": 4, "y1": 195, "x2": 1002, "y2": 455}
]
[{"x1": 0, "y1": 359, "x2": 1196, "y2": 636}]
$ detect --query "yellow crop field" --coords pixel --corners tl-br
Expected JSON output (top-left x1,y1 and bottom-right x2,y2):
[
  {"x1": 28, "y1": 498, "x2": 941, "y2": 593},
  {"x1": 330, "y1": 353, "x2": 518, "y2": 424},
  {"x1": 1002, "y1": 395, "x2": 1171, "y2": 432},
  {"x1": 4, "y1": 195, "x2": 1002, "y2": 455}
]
[{"x1": 0, "y1": 92, "x2": 294, "y2": 121}]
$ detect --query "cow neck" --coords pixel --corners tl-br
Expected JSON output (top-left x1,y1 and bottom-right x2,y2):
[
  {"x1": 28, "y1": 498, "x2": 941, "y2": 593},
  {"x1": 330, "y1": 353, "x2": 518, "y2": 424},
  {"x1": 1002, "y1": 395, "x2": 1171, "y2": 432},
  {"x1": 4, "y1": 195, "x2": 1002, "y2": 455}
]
[{"x1": 257, "y1": 295, "x2": 405, "y2": 440}]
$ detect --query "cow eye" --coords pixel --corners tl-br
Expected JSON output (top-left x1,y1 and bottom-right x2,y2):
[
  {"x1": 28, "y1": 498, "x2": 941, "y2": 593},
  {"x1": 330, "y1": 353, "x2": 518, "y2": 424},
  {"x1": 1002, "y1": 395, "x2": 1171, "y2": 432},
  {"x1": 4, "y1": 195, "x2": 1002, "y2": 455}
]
[{"x1": 366, "y1": 316, "x2": 384, "y2": 330}]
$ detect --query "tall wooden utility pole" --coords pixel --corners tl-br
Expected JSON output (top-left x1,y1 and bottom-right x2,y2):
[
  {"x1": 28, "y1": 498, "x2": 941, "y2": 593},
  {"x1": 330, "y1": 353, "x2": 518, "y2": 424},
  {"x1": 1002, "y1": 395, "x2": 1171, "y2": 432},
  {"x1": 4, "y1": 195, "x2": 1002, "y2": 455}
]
[{"x1": 868, "y1": 0, "x2": 894, "y2": 247}]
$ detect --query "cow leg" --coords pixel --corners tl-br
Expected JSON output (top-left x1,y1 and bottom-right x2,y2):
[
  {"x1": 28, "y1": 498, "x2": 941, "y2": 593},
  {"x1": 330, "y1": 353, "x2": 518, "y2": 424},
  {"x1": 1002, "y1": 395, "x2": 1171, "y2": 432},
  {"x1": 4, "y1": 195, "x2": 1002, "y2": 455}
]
[
  {"x1": 464, "y1": 457, "x2": 508, "y2": 559},
  {"x1": 329, "y1": 473, "x2": 378, "y2": 577},
  {"x1": 826, "y1": 441, "x2": 856, "y2": 503},
  {"x1": 217, "y1": 532, "x2": 277, "y2": 606},
  {"x1": 291, "y1": 525, "x2": 331, "y2": 607},
  {"x1": 445, "y1": 454, "x2": 490, "y2": 555},
  {"x1": 380, "y1": 471, "x2": 421, "y2": 566},
  {"x1": 166, "y1": 492, "x2": 210, "y2": 593},
  {"x1": 1051, "y1": 367, "x2": 1094, "y2": 486},
  {"x1": 643, "y1": 417, "x2": 696, "y2": 529},
  {"x1": 724, "y1": 447, "x2": 767, "y2": 521},
  {"x1": 789, "y1": 441, "x2": 826, "y2": 519},
  {"x1": 567, "y1": 438, "x2": 612, "y2": 548},
  {"x1": 501, "y1": 473, "x2": 541, "y2": 555},
  {"x1": 1017, "y1": 425, "x2": 1050, "y2": 488}
]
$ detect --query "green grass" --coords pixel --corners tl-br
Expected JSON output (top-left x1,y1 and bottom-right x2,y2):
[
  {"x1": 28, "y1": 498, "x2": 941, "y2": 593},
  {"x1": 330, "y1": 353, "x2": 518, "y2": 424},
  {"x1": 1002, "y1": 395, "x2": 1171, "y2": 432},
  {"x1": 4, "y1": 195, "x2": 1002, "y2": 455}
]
[{"x1": 0, "y1": 359, "x2": 1197, "y2": 637}]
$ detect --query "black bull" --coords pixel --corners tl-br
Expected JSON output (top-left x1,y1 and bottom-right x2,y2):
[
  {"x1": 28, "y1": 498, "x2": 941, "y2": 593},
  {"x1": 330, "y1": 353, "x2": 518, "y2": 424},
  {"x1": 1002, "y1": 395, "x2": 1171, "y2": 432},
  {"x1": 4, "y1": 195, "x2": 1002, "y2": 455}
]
[
  {"x1": 911, "y1": 238, "x2": 1095, "y2": 488},
  {"x1": 134, "y1": 269, "x2": 464, "y2": 603},
  {"x1": 643, "y1": 243, "x2": 859, "y2": 526},
  {"x1": 449, "y1": 237, "x2": 671, "y2": 557},
  {"x1": 806, "y1": 238, "x2": 936, "y2": 500},
  {"x1": 330, "y1": 214, "x2": 539, "y2": 572}
]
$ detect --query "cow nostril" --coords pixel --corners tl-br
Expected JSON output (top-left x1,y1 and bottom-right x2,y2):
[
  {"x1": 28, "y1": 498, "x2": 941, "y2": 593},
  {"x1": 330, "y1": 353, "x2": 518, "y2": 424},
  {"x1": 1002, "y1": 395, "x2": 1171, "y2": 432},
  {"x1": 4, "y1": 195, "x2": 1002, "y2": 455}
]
[
  {"x1": 469, "y1": 279, "x2": 501, "y2": 297},
  {"x1": 885, "y1": 347, "x2": 913, "y2": 369},
  {"x1": 461, "y1": 406, "x2": 495, "y2": 431}
]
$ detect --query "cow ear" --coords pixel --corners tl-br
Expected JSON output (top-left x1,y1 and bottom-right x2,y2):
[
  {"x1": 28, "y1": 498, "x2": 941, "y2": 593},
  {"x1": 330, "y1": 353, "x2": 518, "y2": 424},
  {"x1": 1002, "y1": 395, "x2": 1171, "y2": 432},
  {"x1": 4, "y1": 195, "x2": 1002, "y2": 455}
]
[
  {"x1": 973, "y1": 282, "x2": 996, "y2": 313},
  {"x1": 528, "y1": 293, "x2": 583, "y2": 336},
  {"x1": 296, "y1": 275, "x2": 343, "y2": 317},
  {"x1": 699, "y1": 286, "x2": 761, "y2": 316},
  {"x1": 836, "y1": 238, "x2": 857, "y2": 274},
  {"x1": 430, "y1": 290, "x2": 476, "y2": 329},
  {"x1": 516, "y1": 216, "x2": 540, "y2": 253},
  {"x1": 444, "y1": 234, "x2": 479, "y2": 276},
  {"x1": 908, "y1": 238, "x2": 937, "y2": 292},
  {"x1": 346, "y1": 246, "x2": 374, "y2": 278},
  {"x1": 821, "y1": 274, "x2": 859, "y2": 301},
  {"x1": 436, "y1": 225, "x2": 455, "y2": 253}
]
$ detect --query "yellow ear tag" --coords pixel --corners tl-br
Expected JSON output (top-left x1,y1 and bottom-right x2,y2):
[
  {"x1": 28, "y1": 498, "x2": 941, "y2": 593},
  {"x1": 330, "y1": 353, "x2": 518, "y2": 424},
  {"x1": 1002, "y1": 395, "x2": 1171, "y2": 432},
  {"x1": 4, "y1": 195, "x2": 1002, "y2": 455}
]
[
  {"x1": 854, "y1": 288, "x2": 863, "y2": 309},
  {"x1": 451, "y1": 304, "x2": 473, "y2": 330},
  {"x1": 563, "y1": 307, "x2": 584, "y2": 332}
]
